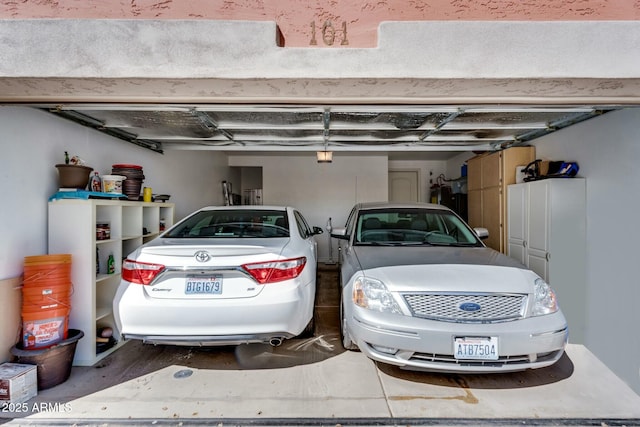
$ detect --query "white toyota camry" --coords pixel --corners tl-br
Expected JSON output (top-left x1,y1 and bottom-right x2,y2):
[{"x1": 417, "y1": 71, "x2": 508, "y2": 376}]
[{"x1": 114, "y1": 205, "x2": 322, "y2": 347}]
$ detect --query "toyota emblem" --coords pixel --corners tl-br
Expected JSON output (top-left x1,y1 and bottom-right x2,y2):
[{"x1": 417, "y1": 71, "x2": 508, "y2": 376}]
[{"x1": 194, "y1": 250, "x2": 211, "y2": 262}]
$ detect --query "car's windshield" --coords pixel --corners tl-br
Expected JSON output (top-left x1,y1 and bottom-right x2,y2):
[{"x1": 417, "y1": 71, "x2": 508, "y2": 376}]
[
  {"x1": 354, "y1": 208, "x2": 481, "y2": 246},
  {"x1": 164, "y1": 209, "x2": 289, "y2": 238}
]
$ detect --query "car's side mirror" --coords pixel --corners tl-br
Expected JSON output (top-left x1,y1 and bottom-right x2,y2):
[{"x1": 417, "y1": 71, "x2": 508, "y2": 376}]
[
  {"x1": 312, "y1": 226, "x2": 324, "y2": 235},
  {"x1": 330, "y1": 227, "x2": 349, "y2": 240},
  {"x1": 474, "y1": 227, "x2": 489, "y2": 240}
]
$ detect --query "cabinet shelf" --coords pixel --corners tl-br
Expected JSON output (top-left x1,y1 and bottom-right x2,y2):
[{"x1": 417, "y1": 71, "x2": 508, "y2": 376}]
[
  {"x1": 96, "y1": 273, "x2": 121, "y2": 283},
  {"x1": 48, "y1": 199, "x2": 175, "y2": 366},
  {"x1": 96, "y1": 307, "x2": 111, "y2": 321},
  {"x1": 96, "y1": 238, "x2": 120, "y2": 245}
]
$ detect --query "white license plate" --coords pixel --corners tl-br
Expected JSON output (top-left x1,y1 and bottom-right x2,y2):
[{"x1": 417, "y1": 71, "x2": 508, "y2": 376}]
[
  {"x1": 185, "y1": 276, "x2": 222, "y2": 295},
  {"x1": 454, "y1": 337, "x2": 499, "y2": 360}
]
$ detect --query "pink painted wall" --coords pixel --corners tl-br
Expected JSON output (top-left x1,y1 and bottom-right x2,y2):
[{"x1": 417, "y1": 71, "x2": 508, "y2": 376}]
[{"x1": 1, "y1": 0, "x2": 639, "y2": 47}]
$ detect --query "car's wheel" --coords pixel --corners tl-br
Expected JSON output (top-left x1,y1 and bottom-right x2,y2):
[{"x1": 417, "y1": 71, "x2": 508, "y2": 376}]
[{"x1": 340, "y1": 298, "x2": 359, "y2": 351}]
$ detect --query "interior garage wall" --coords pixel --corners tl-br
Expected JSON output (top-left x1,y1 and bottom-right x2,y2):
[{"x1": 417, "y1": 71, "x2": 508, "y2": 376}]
[
  {"x1": 389, "y1": 154, "x2": 474, "y2": 202},
  {"x1": 0, "y1": 106, "x2": 229, "y2": 279},
  {"x1": 229, "y1": 154, "x2": 388, "y2": 262},
  {"x1": 532, "y1": 108, "x2": 640, "y2": 395},
  {"x1": 388, "y1": 159, "x2": 444, "y2": 202},
  {"x1": 0, "y1": 106, "x2": 229, "y2": 360}
]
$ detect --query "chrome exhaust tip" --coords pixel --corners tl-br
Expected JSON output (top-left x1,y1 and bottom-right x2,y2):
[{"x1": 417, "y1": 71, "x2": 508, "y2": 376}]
[{"x1": 269, "y1": 337, "x2": 283, "y2": 347}]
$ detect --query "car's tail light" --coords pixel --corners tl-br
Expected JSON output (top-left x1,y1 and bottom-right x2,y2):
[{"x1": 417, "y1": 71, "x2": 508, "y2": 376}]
[
  {"x1": 122, "y1": 259, "x2": 165, "y2": 285},
  {"x1": 242, "y1": 257, "x2": 306, "y2": 284}
]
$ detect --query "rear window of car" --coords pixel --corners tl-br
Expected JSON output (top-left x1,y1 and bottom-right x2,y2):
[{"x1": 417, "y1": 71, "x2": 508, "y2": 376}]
[{"x1": 164, "y1": 209, "x2": 290, "y2": 238}]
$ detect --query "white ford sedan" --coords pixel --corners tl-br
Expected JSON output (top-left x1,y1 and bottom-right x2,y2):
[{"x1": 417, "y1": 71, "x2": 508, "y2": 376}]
[
  {"x1": 331, "y1": 202, "x2": 568, "y2": 373},
  {"x1": 114, "y1": 205, "x2": 322, "y2": 347}
]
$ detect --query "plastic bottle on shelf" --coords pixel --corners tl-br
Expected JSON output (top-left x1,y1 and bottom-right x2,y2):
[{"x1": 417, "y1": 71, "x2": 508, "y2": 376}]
[
  {"x1": 107, "y1": 254, "x2": 115, "y2": 274},
  {"x1": 90, "y1": 171, "x2": 102, "y2": 192}
]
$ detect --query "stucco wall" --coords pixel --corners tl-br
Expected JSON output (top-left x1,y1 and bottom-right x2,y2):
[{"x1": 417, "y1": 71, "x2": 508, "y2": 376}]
[{"x1": 2, "y1": 0, "x2": 639, "y2": 47}]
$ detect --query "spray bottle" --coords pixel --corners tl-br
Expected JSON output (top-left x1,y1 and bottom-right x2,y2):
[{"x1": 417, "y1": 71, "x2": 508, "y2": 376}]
[{"x1": 90, "y1": 171, "x2": 102, "y2": 192}]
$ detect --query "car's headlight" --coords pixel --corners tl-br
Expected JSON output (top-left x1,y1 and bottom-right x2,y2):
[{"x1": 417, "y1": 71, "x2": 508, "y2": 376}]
[
  {"x1": 352, "y1": 276, "x2": 402, "y2": 314},
  {"x1": 532, "y1": 278, "x2": 559, "y2": 316}
]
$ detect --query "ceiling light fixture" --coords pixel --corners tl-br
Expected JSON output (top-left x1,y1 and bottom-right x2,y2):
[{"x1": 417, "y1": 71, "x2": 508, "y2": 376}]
[
  {"x1": 317, "y1": 109, "x2": 333, "y2": 163},
  {"x1": 316, "y1": 150, "x2": 333, "y2": 163}
]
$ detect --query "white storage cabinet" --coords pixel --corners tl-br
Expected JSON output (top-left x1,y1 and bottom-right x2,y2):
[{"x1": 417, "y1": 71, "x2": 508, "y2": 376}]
[
  {"x1": 507, "y1": 178, "x2": 586, "y2": 343},
  {"x1": 48, "y1": 199, "x2": 175, "y2": 366}
]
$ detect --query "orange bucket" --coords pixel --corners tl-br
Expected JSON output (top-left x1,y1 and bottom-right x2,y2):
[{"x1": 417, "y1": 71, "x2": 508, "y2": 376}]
[
  {"x1": 23, "y1": 278, "x2": 72, "y2": 289},
  {"x1": 21, "y1": 284, "x2": 73, "y2": 306},
  {"x1": 24, "y1": 254, "x2": 71, "y2": 265},
  {"x1": 23, "y1": 268, "x2": 71, "y2": 284},
  {"x1": 21, "y1": 254, "x2": 72, "y2": 349},
  {"x1": 21, "y1": 307, "x2": 70, "y2": 349},
  {"x1": 22, "y1": 290, "x2": 72, "y2": 312},
  {"x1": 23, "y1": 254, "x2": 72, "y2": 285}
]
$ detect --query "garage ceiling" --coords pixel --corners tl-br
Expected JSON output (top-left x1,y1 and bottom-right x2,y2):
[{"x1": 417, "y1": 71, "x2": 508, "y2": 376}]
[{"x1": 35, "y1": 103, "x2": 619, "y2": 158}]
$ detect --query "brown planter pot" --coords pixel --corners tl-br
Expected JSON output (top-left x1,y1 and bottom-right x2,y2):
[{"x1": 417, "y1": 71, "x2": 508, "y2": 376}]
[{"x1": 55, "y1": 164, "x2": 93, "y2": 189}]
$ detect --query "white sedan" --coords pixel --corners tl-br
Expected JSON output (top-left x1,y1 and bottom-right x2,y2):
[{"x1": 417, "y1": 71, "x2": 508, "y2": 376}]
[
  {"x1": 114, "y1": 205, "x2": 322, "y2": 347},
  {"x1": 332, "y1": 202, "x2": 568, "y2": 373}
]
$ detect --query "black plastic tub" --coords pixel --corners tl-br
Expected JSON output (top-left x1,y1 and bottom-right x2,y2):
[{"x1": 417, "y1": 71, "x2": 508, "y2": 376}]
[{"x1": 10, "y1": 329, "x2": 84, "y2": 390}]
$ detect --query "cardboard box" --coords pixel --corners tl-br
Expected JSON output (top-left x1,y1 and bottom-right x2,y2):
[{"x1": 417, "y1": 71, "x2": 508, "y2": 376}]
[{"x1": 0, "y1": 363, "x2": 37, "y2": 403}]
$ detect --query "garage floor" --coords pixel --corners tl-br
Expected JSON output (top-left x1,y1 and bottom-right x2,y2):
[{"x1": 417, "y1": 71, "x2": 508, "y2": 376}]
[{"x1": 3, "y1": 264, "x2": 640, "y2": 426}]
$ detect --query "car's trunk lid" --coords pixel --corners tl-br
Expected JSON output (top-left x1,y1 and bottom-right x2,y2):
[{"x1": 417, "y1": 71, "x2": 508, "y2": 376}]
[{"x1": 129, "y1": 237, "x2": 290, "y2": 299}]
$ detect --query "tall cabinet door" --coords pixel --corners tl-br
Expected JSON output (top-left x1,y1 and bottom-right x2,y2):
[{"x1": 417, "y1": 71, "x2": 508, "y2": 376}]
[
  {"x1": 507, "y1": 179, "x2": 586, "y2": 343},
  {"x1": 466, "y1": 155, "x2": 483, "y2": 229},
  {"x1": 481, "y1": 153, "x2": 503, "y2": 251},
  {"x1": 526, "y1": 181, "x2": 550, "y2": 281},
  {"x1": 467, "y1": 189, "x2": 482, "y2": 229},
  {"x1": 482, "y1": 186, "x2": 502, "y2": 252},
  {"x1": 507, "y1": 183, "x2": 527, "y2": 264}
]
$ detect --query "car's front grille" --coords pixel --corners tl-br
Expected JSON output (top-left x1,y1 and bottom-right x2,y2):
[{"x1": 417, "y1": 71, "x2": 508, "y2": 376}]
[
  {"x1": 402, "y1": 293, "x2": 526, "y2": 323},
  {"x1": 409, "y1": 350, "x2": 562, "y2": 367}
]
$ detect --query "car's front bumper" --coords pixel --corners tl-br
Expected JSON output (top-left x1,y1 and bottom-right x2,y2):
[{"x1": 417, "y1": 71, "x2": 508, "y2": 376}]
[{"x1": 347, "y1": 306, "x2": 568, "y2": 373}]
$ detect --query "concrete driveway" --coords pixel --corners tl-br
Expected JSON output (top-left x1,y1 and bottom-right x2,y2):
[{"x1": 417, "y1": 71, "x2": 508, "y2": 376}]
[{"x1": 3, "y1": 265, "x2": 640, "y2": 426}]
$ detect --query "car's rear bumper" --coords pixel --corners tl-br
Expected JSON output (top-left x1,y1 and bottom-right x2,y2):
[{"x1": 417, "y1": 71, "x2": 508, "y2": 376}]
[
  {"x1": 115, "y1": 278, "x2": 314, "y2": 344},
  {"x1": 348, "y1": 307, "x2": 568, "y2": 373},
  {"x1": 123, "y1": 333, "x2": 293, "y2": 346}
]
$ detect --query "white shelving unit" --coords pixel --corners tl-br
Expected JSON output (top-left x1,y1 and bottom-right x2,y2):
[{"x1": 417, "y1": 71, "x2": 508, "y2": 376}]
[{"x1": 48, "y1": 199, "x2": 175, "y2": 366}]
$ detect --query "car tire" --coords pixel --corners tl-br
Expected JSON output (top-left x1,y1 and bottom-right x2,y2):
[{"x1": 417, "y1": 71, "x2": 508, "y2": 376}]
[{"x1": 340, "y1": 298, "x2": 359, "y2": 351}]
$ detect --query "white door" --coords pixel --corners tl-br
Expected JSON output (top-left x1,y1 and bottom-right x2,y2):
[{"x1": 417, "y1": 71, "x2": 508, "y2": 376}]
[
  {"x1": 507, "y1": 183, "x2": 527, "y2": 264},
  {"x1": 389, "y1": 170, "x2": 419, "y2": 202},
  {"x1": 526, "y1": 181, "x2": 550, "y2": 281}
]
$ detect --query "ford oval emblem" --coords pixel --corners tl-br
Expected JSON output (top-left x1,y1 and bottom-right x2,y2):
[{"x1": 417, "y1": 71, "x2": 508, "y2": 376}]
[
  {"x1": 459, "y1": 302, "x2": 481, "y2": 312},
  {"x1": 194, "y1": 250, "x2": 210, "y2": 263}
]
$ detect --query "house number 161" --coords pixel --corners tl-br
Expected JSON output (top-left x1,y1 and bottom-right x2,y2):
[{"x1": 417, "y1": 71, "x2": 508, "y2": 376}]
[{"x1": 309, "y1": 20, "x2": 349, "y2": 46}]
